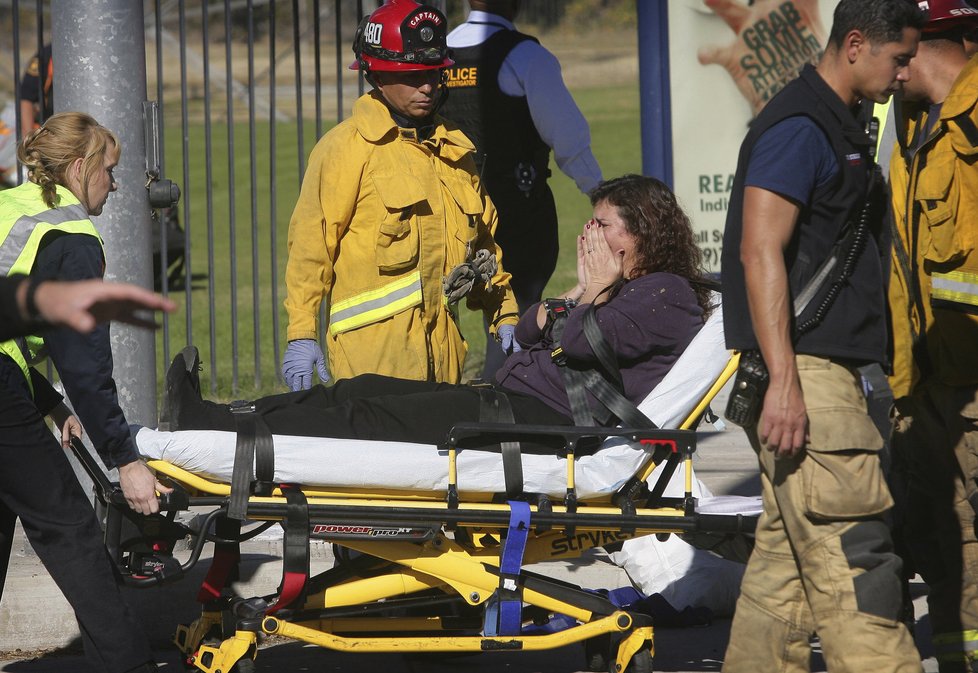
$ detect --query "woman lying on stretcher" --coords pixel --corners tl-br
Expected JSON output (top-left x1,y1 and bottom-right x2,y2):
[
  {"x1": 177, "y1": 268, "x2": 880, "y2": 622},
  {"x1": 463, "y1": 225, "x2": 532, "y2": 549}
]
[{"x1": 165, "y1": 174, "x2": 713, "y2": 442}]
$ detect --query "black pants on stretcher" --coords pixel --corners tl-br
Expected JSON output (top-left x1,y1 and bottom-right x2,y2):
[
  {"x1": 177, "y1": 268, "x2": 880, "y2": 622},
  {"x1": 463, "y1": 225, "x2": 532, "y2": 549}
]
[
  {"x1": 0, "y1": 356, "x2": 153, "y2": 673},
  {"x1": 176, "y1": 373, "x2": 573, "y2": 444}
]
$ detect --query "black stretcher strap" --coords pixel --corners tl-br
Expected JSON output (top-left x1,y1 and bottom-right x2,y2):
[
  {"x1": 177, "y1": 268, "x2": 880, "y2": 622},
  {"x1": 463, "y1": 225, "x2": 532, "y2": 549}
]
[
  {"x1": 478, "y1": 389, "x2": 524, "y2": 498},
  {"x1": 582, "y1": 306, "x2": 623, "y2": 390},
  {"x1": 579, "y1": 368, "x2": 654, "y2": 429},
  {"x1": 228, "y1": 405, "x2": 275, "y2": 521},
  {"x1": 550, "y1": 301, "x2": 655, "y2": 430},
  {"x1": 549, "y1": 301, "x2": 608, "y2": 426},
  {"x1": 253, "y1": 419, "x2": 275, "y2": 494},
  {"x1": 558, "y1": 366, "x2": 599, "y2": 427}
]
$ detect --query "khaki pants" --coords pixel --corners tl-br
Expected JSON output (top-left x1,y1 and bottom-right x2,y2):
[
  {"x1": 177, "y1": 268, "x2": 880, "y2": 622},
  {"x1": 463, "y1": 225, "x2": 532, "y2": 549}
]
[
  {"x1": 893, "y1": 381, "x2": 978, "y2": 671},
  {"x1": 723, "y1": 355, "x2": 921, "y2": 673}
]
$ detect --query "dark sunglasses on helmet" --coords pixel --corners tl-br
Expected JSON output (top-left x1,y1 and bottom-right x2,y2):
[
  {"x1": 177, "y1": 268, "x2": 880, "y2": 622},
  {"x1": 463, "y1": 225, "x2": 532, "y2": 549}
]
[{"x1": 361, "y1": 43, "x2": 449, "y2": 65}]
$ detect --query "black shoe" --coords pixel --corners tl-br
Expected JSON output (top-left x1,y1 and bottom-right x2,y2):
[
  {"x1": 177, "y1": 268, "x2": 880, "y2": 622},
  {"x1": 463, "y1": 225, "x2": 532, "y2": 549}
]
[
  {"x1": 162, "y1": 346, "x2": 201, "y2": 432},
  {"x1": 159, "y1": 352, "x2": 185, "y2": 432},
  {"x1": 178, "y1": 345, "x2": 202, "y2": 396}
]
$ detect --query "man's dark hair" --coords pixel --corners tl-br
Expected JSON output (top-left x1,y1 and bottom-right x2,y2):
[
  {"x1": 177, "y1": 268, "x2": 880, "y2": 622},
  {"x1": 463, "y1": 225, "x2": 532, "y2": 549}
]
[{"x1": 828, "y1": 0, "x2": 927, "y2": 48}]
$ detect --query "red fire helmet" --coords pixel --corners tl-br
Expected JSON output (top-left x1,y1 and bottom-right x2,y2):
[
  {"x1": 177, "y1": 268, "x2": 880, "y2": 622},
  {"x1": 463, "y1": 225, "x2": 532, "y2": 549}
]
[
  {"x1": 918, "y1": 0, "x2": 978, "y2": 32},
  {"x1": 351, "y1": 0, "x2": 454, "y2": 73}
]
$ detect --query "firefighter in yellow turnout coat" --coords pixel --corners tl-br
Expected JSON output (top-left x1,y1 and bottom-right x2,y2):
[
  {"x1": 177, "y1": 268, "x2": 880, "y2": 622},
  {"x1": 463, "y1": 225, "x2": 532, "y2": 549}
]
[
  {"x1": 888, "y1": 4, "x2": 978, "y2": 670},
  {"x1": 283, "y1": 0, "x2": 517, "y2": 388}
]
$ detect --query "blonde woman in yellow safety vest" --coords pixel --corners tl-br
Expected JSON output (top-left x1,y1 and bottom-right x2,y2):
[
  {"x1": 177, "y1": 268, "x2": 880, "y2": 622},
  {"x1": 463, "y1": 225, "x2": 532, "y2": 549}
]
[{"x1": 0, "y1": 112, "x2": 166, "y2": 673}]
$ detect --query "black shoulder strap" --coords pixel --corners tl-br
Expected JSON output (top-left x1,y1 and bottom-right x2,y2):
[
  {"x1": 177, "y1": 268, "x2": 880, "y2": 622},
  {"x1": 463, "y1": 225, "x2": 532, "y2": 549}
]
[
  {"x1": 578, "y1": 368, "x2": 655, "y2": 429},
  {"x1": 582, "y1": 305, "x2": 622, "y2": 389},
  {"x1": 557, "y1": 366, "x2": 602, "y2": 426},
  {"x1": 549, "y1": 300, "x2": 655, "y2": 430}
]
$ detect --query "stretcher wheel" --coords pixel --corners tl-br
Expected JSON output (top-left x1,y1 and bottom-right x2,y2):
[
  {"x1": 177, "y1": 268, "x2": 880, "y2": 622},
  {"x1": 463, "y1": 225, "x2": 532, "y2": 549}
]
[
  {"x1": 189, "y1": 637, "x2": 256, "y2": 673},
  {"x1": 584, "y1": 634, "x2": 611, "y2": 672},
  {"x1": 616, "y1": 647, "x2": 652, "y2": 673},
  {"x1": 230, "y1": 660, "x2": 255, "y2": 673},
  {"x1": 588, "y1": 635, "x2": 653, "y2": 673}
]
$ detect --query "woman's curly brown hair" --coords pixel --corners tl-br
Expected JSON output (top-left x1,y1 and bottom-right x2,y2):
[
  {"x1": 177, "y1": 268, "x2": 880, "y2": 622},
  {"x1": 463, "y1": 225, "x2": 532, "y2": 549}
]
[
  {"x1": 16, "y1": 112, "x2": 119, "y2": 209},
  {"x1": 590, "y1": 174, "x2": 712, "y2": 315}
]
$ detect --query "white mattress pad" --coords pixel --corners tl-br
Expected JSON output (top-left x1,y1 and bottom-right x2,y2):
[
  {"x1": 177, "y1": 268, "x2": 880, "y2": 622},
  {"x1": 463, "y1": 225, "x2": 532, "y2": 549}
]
[{"x1": 136, "y1": 300, "x2": 755, "y2": 504}]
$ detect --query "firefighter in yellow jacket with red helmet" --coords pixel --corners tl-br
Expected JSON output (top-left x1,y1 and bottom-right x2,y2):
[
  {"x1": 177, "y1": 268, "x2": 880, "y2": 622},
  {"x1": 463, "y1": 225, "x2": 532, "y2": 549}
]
[
  {"x1": 889, "y1": 1, "x2": 978, "y2": 670},
  {"x1": 281, "y1": 0, "x2": 519, "y2": 389}
]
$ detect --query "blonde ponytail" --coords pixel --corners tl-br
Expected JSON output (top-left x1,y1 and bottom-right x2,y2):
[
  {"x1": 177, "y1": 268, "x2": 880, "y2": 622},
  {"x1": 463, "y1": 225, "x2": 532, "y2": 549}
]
[{"x1": 16, "y1": 112, "x2": 120, "y2": 209}]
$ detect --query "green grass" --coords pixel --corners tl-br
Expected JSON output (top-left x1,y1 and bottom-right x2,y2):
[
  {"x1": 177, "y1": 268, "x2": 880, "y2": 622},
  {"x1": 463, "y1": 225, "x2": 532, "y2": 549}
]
[
  {"x1": 158, "y1": 116, "x2": 322, "y2": 398},
  {"x1": 157, "y1": 82, "x2": 640, "y2": 402}
]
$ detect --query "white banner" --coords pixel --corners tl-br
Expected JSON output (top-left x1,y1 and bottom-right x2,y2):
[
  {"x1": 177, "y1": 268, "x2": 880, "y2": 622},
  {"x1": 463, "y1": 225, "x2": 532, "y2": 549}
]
[{"x1": 669, "y1": 0, "x2": 840, "y2": 272}]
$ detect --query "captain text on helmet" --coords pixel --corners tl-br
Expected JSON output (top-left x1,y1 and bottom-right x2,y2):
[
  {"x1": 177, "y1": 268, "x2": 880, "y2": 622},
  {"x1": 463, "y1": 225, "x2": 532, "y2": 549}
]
[{"x1": 281, "y1": 0, "x2": 518, "y2": 390}]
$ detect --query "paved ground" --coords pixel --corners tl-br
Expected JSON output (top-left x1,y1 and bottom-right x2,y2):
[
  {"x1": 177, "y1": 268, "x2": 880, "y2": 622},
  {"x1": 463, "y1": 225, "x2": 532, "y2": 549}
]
[{"x1": 0, "y1": 392, "x2": 942, "y2": 672}]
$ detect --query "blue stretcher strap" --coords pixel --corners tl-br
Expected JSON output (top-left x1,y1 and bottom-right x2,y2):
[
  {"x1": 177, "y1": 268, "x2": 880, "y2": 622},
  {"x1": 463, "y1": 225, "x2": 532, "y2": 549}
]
[{"x1": 496, "y1": 500, "x2": 531, "y2": 635}]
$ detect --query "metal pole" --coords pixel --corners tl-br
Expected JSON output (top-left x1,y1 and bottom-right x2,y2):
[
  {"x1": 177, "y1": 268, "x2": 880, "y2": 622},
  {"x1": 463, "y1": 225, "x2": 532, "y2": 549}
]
[
  {"x1": 293, "y1": 0, "x2": 306, "y2": 180},
  {"x1": 335, "y1": 0, "x2": 343, "y2": 123},
  {"x1": 637, "y1": 0, "x2": 673, "y2": 188},
  {"x1": 35, "y1": 0, "x2": 46, "y2": 124},
  {"x1": 178, "y1": 0, "x2": 194, "y2": 352},
  {"x1": 247, "y1": 0, "x2": 261, "y2": 388},
  {"x1": 269, "y1": 0, "x2": 281, "y2": 381},
  {"x1": 12, "y1": 0, "x2": 24, "y2": 185},
  {"x1": 53, "y1": 0, "x2": 158, "y2": 426},
  {"x1": 155, "y1": 0, "x2": 171, "y2": 368},
  {"x1": 225, "y1": 0, "x2": 240, "y2": 395},
  {"x1": 357, "y1": 0, "x2": 365, "y2": 97},
  {"x1": 314, "y1": 0, "x2": 322, "y2": 140},
  {"x1": 202, "y1": 0, "x2": 218, "y2": 395}
]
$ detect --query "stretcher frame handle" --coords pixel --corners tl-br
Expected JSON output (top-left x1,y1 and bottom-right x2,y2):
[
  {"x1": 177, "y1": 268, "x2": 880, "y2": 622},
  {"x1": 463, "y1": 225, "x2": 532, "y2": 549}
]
[
  {"x1": 69, "y1": 437, "x2": 127, "y2": 506},
  {"x1": 69, "y1": 437, "x2": 185, "y2": 510},
  {"x1": 445, "y1": 423, "x2": 694, "y2": 455}
]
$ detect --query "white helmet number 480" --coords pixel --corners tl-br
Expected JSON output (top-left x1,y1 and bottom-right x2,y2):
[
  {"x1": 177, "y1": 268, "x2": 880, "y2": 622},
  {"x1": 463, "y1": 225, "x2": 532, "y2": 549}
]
[{"x1": 364, "y1": 22, "x2": 383, "y2": 46}]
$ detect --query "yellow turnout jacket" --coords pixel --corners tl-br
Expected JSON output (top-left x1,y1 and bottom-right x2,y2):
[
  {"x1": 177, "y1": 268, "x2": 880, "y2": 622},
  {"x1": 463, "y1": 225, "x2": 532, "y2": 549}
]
[
  {"x1": 889, "y1": 57, "x2": 978, "y2": 398},
  {"x1": 284, "y1": 91, "x2": 518, "y2": 383}
]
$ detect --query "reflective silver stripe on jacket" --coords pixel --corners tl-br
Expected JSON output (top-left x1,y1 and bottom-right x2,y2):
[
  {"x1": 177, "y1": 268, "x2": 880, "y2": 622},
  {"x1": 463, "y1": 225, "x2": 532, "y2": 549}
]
[
  {"x1": 329, "y1": 272, "x2": 424, "y2": 336},
  {"x1": 0, "y1": 203, "x2": 90, "y2": 275},
  {"x1": 932, "y1": 270, "x2": 978, "y2": 311}
]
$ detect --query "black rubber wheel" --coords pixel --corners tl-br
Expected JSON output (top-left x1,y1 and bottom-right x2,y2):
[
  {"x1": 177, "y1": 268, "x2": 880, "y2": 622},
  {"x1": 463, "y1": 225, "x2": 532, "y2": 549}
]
[
  {"x1": 613, "y1": 645, "x2": 653, "y2": 673},
  {"x1": 584, "y1": 634, "x2": 610, "y2": 672},
  {"x1": 230, "y1": 658, "x2": 256, "y2": 673}
]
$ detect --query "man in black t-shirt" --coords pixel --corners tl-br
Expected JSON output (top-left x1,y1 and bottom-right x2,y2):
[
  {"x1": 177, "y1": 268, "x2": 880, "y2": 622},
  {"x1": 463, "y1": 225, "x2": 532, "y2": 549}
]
[{"x1": 720, "y1": 2, "x2": 927, "y2": 672}]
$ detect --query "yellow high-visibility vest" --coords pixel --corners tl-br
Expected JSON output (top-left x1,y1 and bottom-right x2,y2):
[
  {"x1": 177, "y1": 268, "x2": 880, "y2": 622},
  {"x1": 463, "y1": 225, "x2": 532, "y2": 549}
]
[{"x1": 0, "y1": 182, "x2": 102, "y2": 392}]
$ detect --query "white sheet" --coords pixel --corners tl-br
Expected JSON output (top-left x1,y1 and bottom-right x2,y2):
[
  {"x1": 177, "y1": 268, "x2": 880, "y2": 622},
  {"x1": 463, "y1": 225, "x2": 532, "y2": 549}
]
[{"x1": 137, "y1": 300, "x2": 737, "y2": 500}]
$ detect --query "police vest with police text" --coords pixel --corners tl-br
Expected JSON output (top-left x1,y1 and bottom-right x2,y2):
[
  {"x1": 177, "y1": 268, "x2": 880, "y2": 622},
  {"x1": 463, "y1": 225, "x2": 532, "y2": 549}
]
[{"x1": 441, "y1": 29, "x2": 550, "y2": 191}]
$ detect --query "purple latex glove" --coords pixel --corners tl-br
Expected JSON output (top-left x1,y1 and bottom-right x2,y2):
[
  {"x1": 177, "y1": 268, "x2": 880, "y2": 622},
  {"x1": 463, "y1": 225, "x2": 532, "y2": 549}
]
[
  {"x1": 281, "y1": 339, "x2": 330, "y2": 391},
  {"x1": 498, "y1": 324, "x2": 522, "y2": 355}
]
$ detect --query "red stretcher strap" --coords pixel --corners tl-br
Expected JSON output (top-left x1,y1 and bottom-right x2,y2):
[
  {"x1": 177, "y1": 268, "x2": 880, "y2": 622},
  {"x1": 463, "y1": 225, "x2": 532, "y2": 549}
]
[
  {"x1": 265, "y1": 485, "x2": 310, "y2": 614},
  {"x1": 266, "y1": 571, "x2": 308, "y2": 615},
  {"x1": 196, "y1": 523, "x2": 241, "y2": 603}
]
